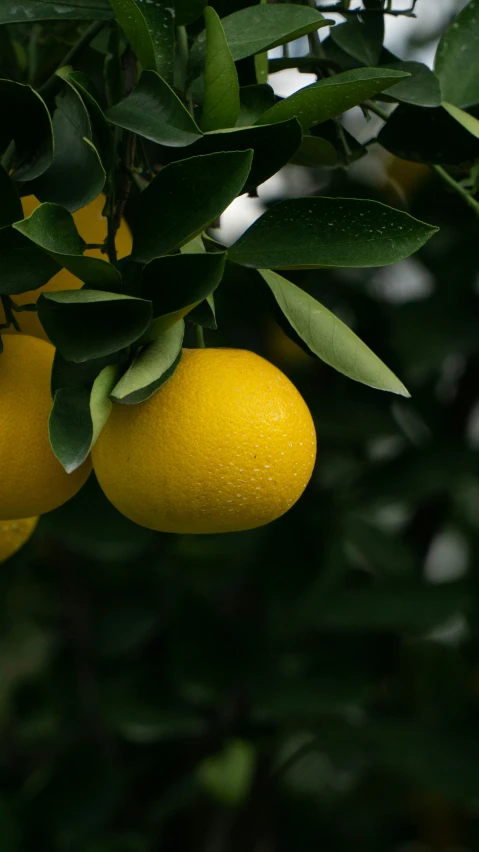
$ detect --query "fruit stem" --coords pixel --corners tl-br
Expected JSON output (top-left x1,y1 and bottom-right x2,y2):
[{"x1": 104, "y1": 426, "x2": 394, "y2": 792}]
[
  {"x1": 195, "y1": 325, "x2": 205, "y2": 348},
  {"x1": 432, "y1": 165, "x2": 479, "y2": 220}
]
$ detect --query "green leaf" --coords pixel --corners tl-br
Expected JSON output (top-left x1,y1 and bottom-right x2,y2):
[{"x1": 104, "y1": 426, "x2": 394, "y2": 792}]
[
  {"x1": 37, "y1": 290, "x2": 153, "y2": 362},
  {"x1": 30, "y1": 87, "x2": 105, "y2": 212},
  {"x1": 442, "y1": 101, "x2": 479, "y2": 138},
  {"x1": 142, "y1": 251, "x2": 226, "y2": 330},
  {"x1": 201, "y1": 6, "x2": 240, "y2": 132},
  {"x1": 13, "y1": 203, "x2": 121, "y2": 290},
  {"x1": 291, "y1": 135, "x2": 337, "y2": 167},
  {"x1": 435, "y1": 0, "x2": 479, "y2": 108},
  {"x1": 260, "y1": 269, "x2": 408, "y2": 396},
  {"x1": 0, "y1": 0, "x2": 112, "y2": 23},
  {"x1": 56, "y1": 68, "x2": 114, "y2": 172},
  {"x1": 0, "y1": 227, "x2": 60, "y2": 296},
  {"x1": 377, "y1": 103, "x2": 479, "y2": 165},
  {"x1": 0, "y1": 79, "x2": 53, "y2": 181},
  {"x1": 132, "y1": 149, "x2": 253, "y2": 262},
  {"x1": 188, "y1": 4, "x2": 331, "y2": 80},
  {"x1": 188, "y1": 294, "x2": 217, "y2": 329},
  {"x1": 106, "y1": 70, "x2": 202, "y2": 147},
  {"x1": 380, "y1": 54, "x2": 442, "y2": 107},
  {"x1": 107, "y1": 0, "x2": 157, "y2": 72},
  {"x1": 0, "y1": 165, "x2": 22, "y2": 227},
  {"x1": 236, "y1": 84, "x2": 276, "y2": 128},
  {"x1": 229, "y1": 197, "x2": 437, "y2": 270},
  {"x1": 140, "y1": 1, "x2": 175, "y2": 83},
  {"x1": 175, "y1": 0, "x2": 206, "y2": 26},
  {"x1": 179, "y1": 119, "x2": 302, "y2": 193},
  {"x1": 255, "y1": 68, "x2": 409, "y2": 130},
  {"x1": 111, "y1": 320, "x2": 184, "y2": 404},
  {"x1": 198, "y1": 741, "x2": 255, "y2": 807},
  {"x1": 331, "y1": 14, "x2": 384, "y2": 66}
]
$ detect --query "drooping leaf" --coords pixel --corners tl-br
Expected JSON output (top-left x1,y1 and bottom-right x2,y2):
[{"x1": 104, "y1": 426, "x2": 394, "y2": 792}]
[
  {"x1": 331, "y1": 14, "x2": 384, "y2": 66},
  {"x1": 132, "y1": 150, "x2": 253, "y2": 262},
  {"x1": 111, "y1": 320, "x2": 184, "y2": 404},
  {"x1": 0, "y1": 165, "x2": 22, "y2": 227},
  {"x1": 256, "y1": 67, "x2": 409, "y2": 130},
  {"x1": 174, "y1": 119, "x2": 302, "y2": 192},
  {"x1": 236, "y1": 84, "x2": 276, "y2": 127},
  {"x1": 201, "y1": 6, "x2": 240, "y2": 132},
  {"x1": 37, "y1": 290, "x2": 153, "y2": 362},
  {"x1": 435, "y1": 0, "x2": 479, "y2": 108},
  {"x1": 380, "y1": 53, "x2": 442, "y2": 107},
  {"x1": 442, "y1": 101, "x2": 479, "y2": 138},
  {"x1": 377, "y1": 102, "x2": 479, "y2": 165},
  {"x1": 30, "y1": 86, "x2": 105, "y2": 212},
  {"x1": 0, "y1": 227, "x2": 60, "y2": 296},
  {"x1": 0, "y1": 0, "x2": 112, "y2": 22},
  {"x1": 49, "y1": 365, "x2": 119, "y2": 472},
  {"x1": 56, "y1": 68, "x2": 114, "y2": 172},
  {"x1": 229, "y1": 197, "x2": 438, "y2": 269},
  {"x1": 0, "y1": 79, "x2": 53, "y2": 181},
  {"x1": 106, "y1": 70, "x2": 202, "y2": 147},
  {"x1": 188, "y1": 4, "x2": 332, "y2": 80},
  {"x1": 142, "y1": 251, "x2": 226, "y2": 330},
  {"x1": 188, "y1": 294, "x2": 217, "y2": 329},
  {"x1": 107, "y1": 0, "x2": 158, "y2": 72},
  {"x1": 13, "y1": 203, "x2": 121, "y2": 290},
  {"x1": 260, "y1": 269, "x2": 408, "y2": 396}
]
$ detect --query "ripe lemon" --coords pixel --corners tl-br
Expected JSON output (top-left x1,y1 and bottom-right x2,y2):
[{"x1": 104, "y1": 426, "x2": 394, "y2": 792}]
[
  {"x1": 1, "y1": 194, "x2": 132, "y2": 340},
  {"x1": 0, "y1": 516, "x2": 39, "y2": 562},
  {"x1": 92, "y1": 348, "x2": 316, "y2": 534},
  {"x1": 0, "y1": 335, "x2": 91, "y2": 519}
]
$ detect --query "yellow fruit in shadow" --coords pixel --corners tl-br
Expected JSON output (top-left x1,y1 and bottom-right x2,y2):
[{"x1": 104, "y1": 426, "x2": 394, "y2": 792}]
[
  {"x1": 381, "y1": 154, "x2": 431, "y2": 205},
  {"x1": 2, "y1": 193, "x2": 132, "y2": 340},
  {"x1": 266, "y1": 319, "x2": 312, "y2": 368},
  {"x1": 0, "y1": 335, "x2": 91, "y2": 519},
  {"x1": 92, "y1": 348, "x2": 316, "y2": 534},
  {"x1": 0, "y1": 516, "x2": 39, "y2": 562}
]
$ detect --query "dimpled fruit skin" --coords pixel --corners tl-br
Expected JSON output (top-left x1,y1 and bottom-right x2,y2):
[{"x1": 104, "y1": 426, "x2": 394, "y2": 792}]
[
  {"x1": 92, "y1": 348, "x2": 316, "y2": 534},
  {"x1": 0, "y1": 516, "x2": 39, "y2": 562},
  {"x1": 0, "y1": 335, "x2": 91, "y2": 520},
  {"x1": 1, "y1": 194, "x2": 132, "y2": 340}
]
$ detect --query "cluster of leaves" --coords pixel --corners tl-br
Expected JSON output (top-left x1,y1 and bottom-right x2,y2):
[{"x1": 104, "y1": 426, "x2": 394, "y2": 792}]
[{"x1": 4, "y1": 0, "x2": 471, "y2": 470}]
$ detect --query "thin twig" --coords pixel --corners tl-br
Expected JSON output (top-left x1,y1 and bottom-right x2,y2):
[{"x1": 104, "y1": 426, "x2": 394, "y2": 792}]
[
  {"x1": 364, "y1": 100, "x2": 391, "y2": 122},
  {"x1": 432, "y1": 165, "x2": 479, "y2": 220}
]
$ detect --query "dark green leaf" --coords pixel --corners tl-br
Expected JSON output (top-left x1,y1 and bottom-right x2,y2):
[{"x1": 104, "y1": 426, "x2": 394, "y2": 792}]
[
  {"x1": 380, "y1": 54, "x2": 442, "y2": 107},
  {"x1": 0, "y1": 0, "x2": 112, "y2": 22},
  {"x1": 188, "y1": 4, "x2": 331, "y2": 80},
  {"x1": 30, "y1": 87, "x2": 105, "y2": 212},
  {"x1": 132, "y1": 150, "x2": 253, "y2": 262},
  {"x1": 0, "y1": 226, "x2": 60, "y2": 296},
  {"x1": 256, "y1": 68, "x2": 409, "y2": 130},
  {"x1": 106, "y1": 70, "x2": 202, "y2": 147},
  {"x1": 175, "y1": 0, "x2": 206, "y2": 26},
  {"x1": 201, "y1": 6, "x2": 240, "y2": 132},
  {"x1": 51, "y1": 349, "x2": 125, "y2": 395},
  {"x1": 188, "y1": 294, "x2": 217, "y2": 329},
  {"x1": 331, "y1": 14, "x2": 384, "y2": 66},
  {"x1": 260, "y1": 269, "x2": 408, "y2": 396},
  {"x1": 236, "y1": 84, "x2": 276, "y2": 128},
  {"x1": 435, "y1": 0, "x2": 479, "y2": 108},
  {"x1": 140, "y1": 0, "x2": 175, "y2": 83},
  {"x1": 142, "y1": 251, "x2": 226, "y2": 330},
  {"x1": 291, "y1": 135, "x2": 337, "y2": 167},
  {"x1": 107, "y1": 0, "x2": 157, "y2": 72},
  {"x1": 180, "y1": 119, "x2": 301, "y2": 193},
  {"x1": 38, "y1": 290, "x2": 153, "y2": 362},
  {"x1": 0, "y1": 165, "x2": 22, "y2": 227},
  {"x1": 111, "y1": 320, "x2": 184, "y2": 404},
  {"x1": 56, "y1": 68, "x2": 114, "y2": 172},
  {"x1": 229, "y1": 197, "x2": 438, "y2": 269},
  {"x1": 0, "y1": 79, "x2": 53, "y2": 181},
  {"x1": 49, "y1": 387, "x2": 93, "y2": 473},
  {"x1": 13, "y1": 203, "x2": 121, "y2": 290},
  {"x1": 377, "y1": 102, "x2": 479, "y2": 165}
]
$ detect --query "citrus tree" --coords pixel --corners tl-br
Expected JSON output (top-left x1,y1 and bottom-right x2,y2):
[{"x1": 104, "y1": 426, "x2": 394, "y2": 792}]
[{"x1": 2, "y1": 0, "x2": 479, "y2": 849}]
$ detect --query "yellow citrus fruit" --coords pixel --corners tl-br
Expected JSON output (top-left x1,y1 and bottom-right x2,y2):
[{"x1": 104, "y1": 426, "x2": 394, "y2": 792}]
[
  {"x1": 1, "y1": 193, "x2": 132, "y2": 340},
  {"x1": 266, "y1": 319, "x2": 312, "y2": 368},
  {"x1": 92, "y1": 348, "x2": 316, "y2": 534},
  {"x1": 0, "y1": 335, "x2": 91, "y2": 519},
  {"x1": 0, "y1": 516, "x2": 39, "y2": 563}
]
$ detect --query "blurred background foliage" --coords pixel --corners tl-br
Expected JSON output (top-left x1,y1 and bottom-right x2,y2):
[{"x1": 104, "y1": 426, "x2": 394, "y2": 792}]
[{"x1": 3, "y1": 1, "x2": 479, "y2": 850}]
